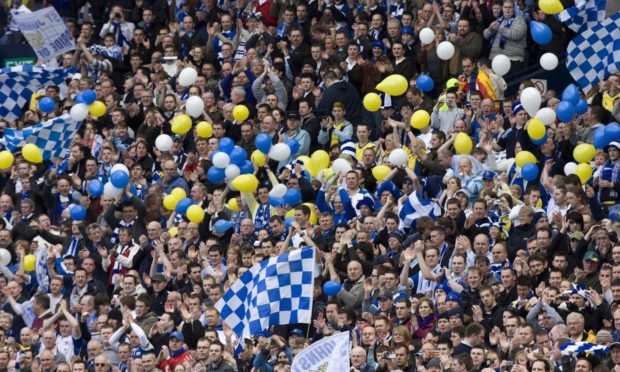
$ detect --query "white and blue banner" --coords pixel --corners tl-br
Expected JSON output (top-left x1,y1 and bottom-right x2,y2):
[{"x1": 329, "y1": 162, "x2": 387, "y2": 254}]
[
  {"x1": 291, "y1": 332, "x2": 350, "y2": 372},
  {"x1": 15, "y1": 7, "x2": 76, "y2": 62}
]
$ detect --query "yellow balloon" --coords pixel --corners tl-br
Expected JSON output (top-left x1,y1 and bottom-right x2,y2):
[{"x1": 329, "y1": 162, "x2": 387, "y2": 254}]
[
  {"x1": 363, "y1": 93, "x2": 382, "y2": 112},
  {"x1": 575, "y1": 163, "x2": 593, "y2": 184},
  {"x1": 539, "y1": 0, "x2": 564, "y2": 14},
  {"x1": 232, "y1": 174, "x2": 259, "y2": 192},
  {"x1": 227, "y1": 198, "x2": 240, "y2": 211},
  {"x1": 171, "y1": 187, "x2": 187, "y2": 200},
  {"x1": 168, "y1": 227, "x2": 179, "y2": 237},
  {"x1": 233, "y1": 105, "x2": 249, "y2": 122},
  {"x1": 454, "y1": 133, "x2": 473, "y2": 154},
  {"x1": 24, "y1": 254, "x2": 36, "y2": 272},
  {"x1": 285, "y1": 208, "x2": 295, "y2": 219},
  {"x1": 297, "y1": 155, "x2": 311, "y2": 167},
  {"x1": 22, "y1": 144, "x2": 43, "y2": 163},
  {"x1": 515, "y1": 151, "x2": 537, "y2": 168},
  {"x1": 573, "y1": 144, "x2": 595, "y2": 164},
  {"x1": 196, "y1": 121, "x2": 213, "y2": 138},
  {"x1": 0, "y1": 151, "x2": 14, "y2": 170},
  {"x1": 324, "y1": 167, "x2": 335, "y2": 181},
  {"x1": 372, "y1": 165, "x2": 391, "y2": 182},
  {"x1": 88, "y1": 101, "x2": 107, "y2": 117},
  {"x1": 410, "y1": 110, "x2": 430, "y2": 129},
  {"x1": 251, "y1": 150, "x2": 267, "y2": 166},
  {"x1": 446, "y1": 78, "x2": 459, "y2": 88},
  {"x1": 311, "y1": 150, "x2": 330, "y2": 170},
  {"x1": 186, "y1": 204, "x2": 205, "y2": 223},
  {"x1": 376, "y1": 74, "x2": 408, "y2": 96},
  {"x1": 163, "y1": 195, "x2": 179, "y2": 211},
  {"x1": 527, "y1": 118, "x2": 546, "y2": 140},
  {"x1": 303, "y1": 202, "x2": 318, "y2": 224},
  {"x1": 171, "y1": 114, "x2": 192, "y2": 134}
]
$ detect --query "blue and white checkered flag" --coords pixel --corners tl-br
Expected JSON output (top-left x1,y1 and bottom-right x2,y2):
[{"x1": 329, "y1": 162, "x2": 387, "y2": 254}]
[
  {"x1": 558, "y1": 0, "x2": 607, "y2": 33},
  {"x1": 1, "y1": 114, "x2": 82, "y2": 160},
  {"x1": 0, "y1": 65, "x2": 70, "y2": 121},
  {"x1": 215, "y1": 247, "x2": 315, "y2": 354},
  {"x1": 560, "y1": 341, "x2": 608, "y2": 356},
  {"x1": 566, "y1": 12, "x2": 620, "y2": 95}
]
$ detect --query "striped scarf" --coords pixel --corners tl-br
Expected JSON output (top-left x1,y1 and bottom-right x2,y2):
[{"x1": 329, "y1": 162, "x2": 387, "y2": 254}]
[
  {"x1": 254, "y1": 204, "x2": 270, "y2": 232},
  {"x1": 112, "y1": 219, "x2": 134, "y2": 244}
]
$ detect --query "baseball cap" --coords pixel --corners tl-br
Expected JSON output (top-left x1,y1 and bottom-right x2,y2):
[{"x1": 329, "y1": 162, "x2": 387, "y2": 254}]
[
  {"x1": 446, "y1": 292, "x2": 461, "y2": 303},
  {"x1": 289, "y1": 329, "x2": 304, "y2": 337},
  {"x1": 427, "y1": 357, "x2": 441, "y2": 368},
  {"x1": 610, "y1": 342, "x2": 620, "y2": 350},
  {"x1": 286, "y1": 111, "x2": 300, "y2": 120},
  {"x1": 482, "y1": 171, "x2": 495, "y2": 180},
  {"x1": 151, "y1": 273, "x2": 167, "y2": 282},
  {"x1": 401, "y1": 26, "x2": 414, "y2": 35},
  {"x1": 378, "y1": 290, "x2": 394, "y2": 300},
  {"x1": 169, "y1": 331, "x2": 184, "y2": 341},
  {"x1": 388, "y1": 231, "x2": 405, "y2": 243},
  {"x1": 608, "y1": 141, "x2": 620, "y2": 150},
  {"x1": 512, "y1": 101, "x2": 524, "y2": 115},
  {"x1": 583, "y1": 250, "x2": 600, "y2": 262}
]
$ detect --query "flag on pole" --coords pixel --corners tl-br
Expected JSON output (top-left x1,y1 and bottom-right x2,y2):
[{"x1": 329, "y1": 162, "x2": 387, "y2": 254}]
[
  {"x1": 560, "y1": 341, "x2": 608, "y2": 356},
  {"x1": 1, "y1": 114, "x2": 82, "y2": 160},
  {"x1": 558, "y1": 0, "x2": 607, "y2": 33},
  {"x1": 291, "y1": 332, "x2": 350, "y2": 372},
  {"x1": 0, "y1": 65, "x2": 71, "y2": 121},
  {"x1": 566, "y1": 12, "x2": 620, "y2": 94},
  {"x1": 215, "y1": 247, "x2": 315, "y2": 354},
  {"x1": 399, "y1": 190, "x2": 442, "y2": 229}
]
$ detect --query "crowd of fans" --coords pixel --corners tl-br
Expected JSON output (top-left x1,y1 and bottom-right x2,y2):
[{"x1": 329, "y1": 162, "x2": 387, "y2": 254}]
[{"x1": 0, "y1": 0, "x2": 619, "y2": 371}]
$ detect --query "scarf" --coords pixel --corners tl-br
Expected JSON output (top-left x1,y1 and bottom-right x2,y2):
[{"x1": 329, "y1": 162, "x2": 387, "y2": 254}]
[
  {"x1": 331, "y1": 121, "x2": 345, "y2": 147},
  {"x1": 491, "y1": 15, "x2": 515, "y2": 49},
  {"x1": 599, "y1": 159, "x2": 620, "y2": 202},
  {"x1": 66, "y1": 236, "x2": 82, "y2": 257},
  {"x1": 254, "y1": 204, "x2": 271, "y2": 232},
  {"x1": 112, "y1": 219, "x2": 135, "y2": 244}
]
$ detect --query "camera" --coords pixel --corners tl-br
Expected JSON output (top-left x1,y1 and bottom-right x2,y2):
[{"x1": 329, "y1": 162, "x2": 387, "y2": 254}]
[{"x1": 382, "y1": 352, "x2": 396, "y2": 359}]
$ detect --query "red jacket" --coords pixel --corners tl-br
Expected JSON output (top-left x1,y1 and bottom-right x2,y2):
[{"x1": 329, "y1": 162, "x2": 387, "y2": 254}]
[{"x1": 157, "y1": 349, "x2": 192, "y2": 372}]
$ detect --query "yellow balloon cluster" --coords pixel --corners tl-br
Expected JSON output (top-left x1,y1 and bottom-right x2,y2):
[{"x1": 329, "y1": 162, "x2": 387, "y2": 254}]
[
  {"x1": 171, "y1": 115, "x2": 192, "y2": 134},
  {"x1": 454, "y1": 133, "x2": 473, "y2": 154},
  {"x1": 232, "y1": 174, "x2": 259, "y2": 192},
  {"x1": 0, "y1": 151, "x2": 14, "y2": 170},
  {"x1": 573, "y1": 144, "x2": 595, "y2": 164},
  {"x1": 89, "y1": 101, "x2": 107, "y2": 117},
  {"x1": 376, "y1": 74, "x2": 408, "y2": 96},
  {"x1": 410, "y1": 110, "x2": 430, "y2": 129},
  {"x1": 515, "y1": 151, "x2": 537, "y2": 168},
  {"x1": 233, "y1": 105, "x2": 249, "y2": 122},
  {"x1": 196, "y1": 121, "x2": 213, "y2": 138},
  {"x1": 22, "y1": 144, "x2": 43, "y2": 163},
  {"x1": 363, "y1": 93, "x2": 382, "y2": 112}
]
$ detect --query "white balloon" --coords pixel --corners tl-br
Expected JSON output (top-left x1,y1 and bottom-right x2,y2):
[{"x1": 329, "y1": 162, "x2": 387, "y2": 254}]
[
  {"x1": 186, "y1": 96, "x2": 205, "y2": 118},
  {"x1": 155, "y1": 134, "x2": 173, "y2": 152},
  {"x1": 0, "y1": 248, "x2": 10, "y2": 266},
  {"x1": 103, "y1": 182, "x2": 123, "y2": 198},
  {"x1": 419, "y1": 28, "x2": 435, "y2": 45},
  {"x1": 212, "y1": 152, "x2": 231, "y2": 168},
  {"x1": 178, "y1": 67, "x2": 198, "y2": 86},
  {"x1": 520, "y1": 87, "x2": 542, "y2": 117},
  {"x1": 225, "y1": 164, "x2": 240, "y2": 180},
  {"x1": 332, "y1": 158, "x2": 352, "y2": 175},
  {"x1": 269, "y1": 184, "x2": 287, "y2": 198},
  {"x1": 436, "y1": 41, "x2": 455, "y2": 60},
  {"x1": 536, "y1": 107, "x2": 556, "y2": 126},
  {"x1": 268, "y1": 143, "x2": 291, "y2": 161},
  {"x1": 564, "y1": 162, "x2": 577, "y2": 176},
  {"x1": 388, "y1": 149, "x2": 409, "y2": 166},
  {"x1": 111, "y1": 164, "x2": 129, "y2": 175},
  {"x1": 540, "y1": 53, "x2": 558, "y2": 71},
  {"x1": 70, "y1": 103, "x2": 89, "y2": 121},
  {"x1": 491, "y1": 54, "x2": 511, "y2": 77}
]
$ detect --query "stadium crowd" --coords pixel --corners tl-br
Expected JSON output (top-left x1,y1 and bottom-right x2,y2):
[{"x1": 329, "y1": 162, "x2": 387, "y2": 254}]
[{"x1": 0, "y1": 0, "x2": 620, "y2": 371}]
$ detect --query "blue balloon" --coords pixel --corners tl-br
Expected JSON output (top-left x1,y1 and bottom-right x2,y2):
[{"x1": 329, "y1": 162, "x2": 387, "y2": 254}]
[
  {"x1": 74, "y1": 92, "x2": 85, "y2": 104},
  {"x1": 229, "y1": 146, "x2": 247, "y2": 166},
  {"x1": 531, "y1": 132, "x2": 548, "y2": 145},
  {"x1": 123, "y1": 184, "x2": 137, "y2": 203},
  {"x1": 283, "y1": 188, "x2": 301, "y2": 206},
  {"x1": 556, "y1": 101, "x2": 575, "y2": 123},
  {"x1": 175, "y1": 198, "x2": 194, "y2": 214},
  {"x1": 255, "y1": 133, "x2": 272, "y2": 154},
  {"x1": 530, "y1": 21, "x2": 552, "y2": 45},
  {"x1": 218, "y1": 137, "x2": 235, "y2": 154},
  {"x1": 286, "y1": 139, "x2": 300, "y2": 155},
  {"x1": 269, "y1": 196, "x2": 286, "y2": 208},
  {"x1": 38, "y1": 97, "x2": 56, "y2": 113},
  {"x1": 214, "y1": 219, "x2": 234, "y2": 233},
  {"x1": 70, "y1": 205, "x2": 87, "y2": 221},
  {"x1": 605, "y1": 122, "x2": 620, "y2": 142},
  {"x1": 521, "y1": 163, "x2": 539, "y2": 181},
  {"x1": 284, "y1": 217, "x2": 295, "y2": 227},
  {"x1": 207, "y1": 166, "x2": 226, "y2": 183},
  {"x1": 87, "y1": 179, "x2": 104, "y2": 197},
  {"x1": 561, "y1": 84, "x2": 580, "y2": 106},
  {"x1": 416, "y1": 75, "x2": 434, "y2": 92},
  {"x1": 323, "y1": 280, "x2": 342, "y2": 296},
  {"x1": 574, "y1": 99, "x2": 588, "y2": 115},
  {"x1": 82, "y1": 90, "x2": 97, "y2": 105},
  {"x1": 594, "y1": 126, "x2": 608, "y2": 149},
  {"x1": 110, "y1": 171, "x2": 129, "y2": 188},
  {"x1": 240, "y1": 160, "x2": 254, "y2": 174}
]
